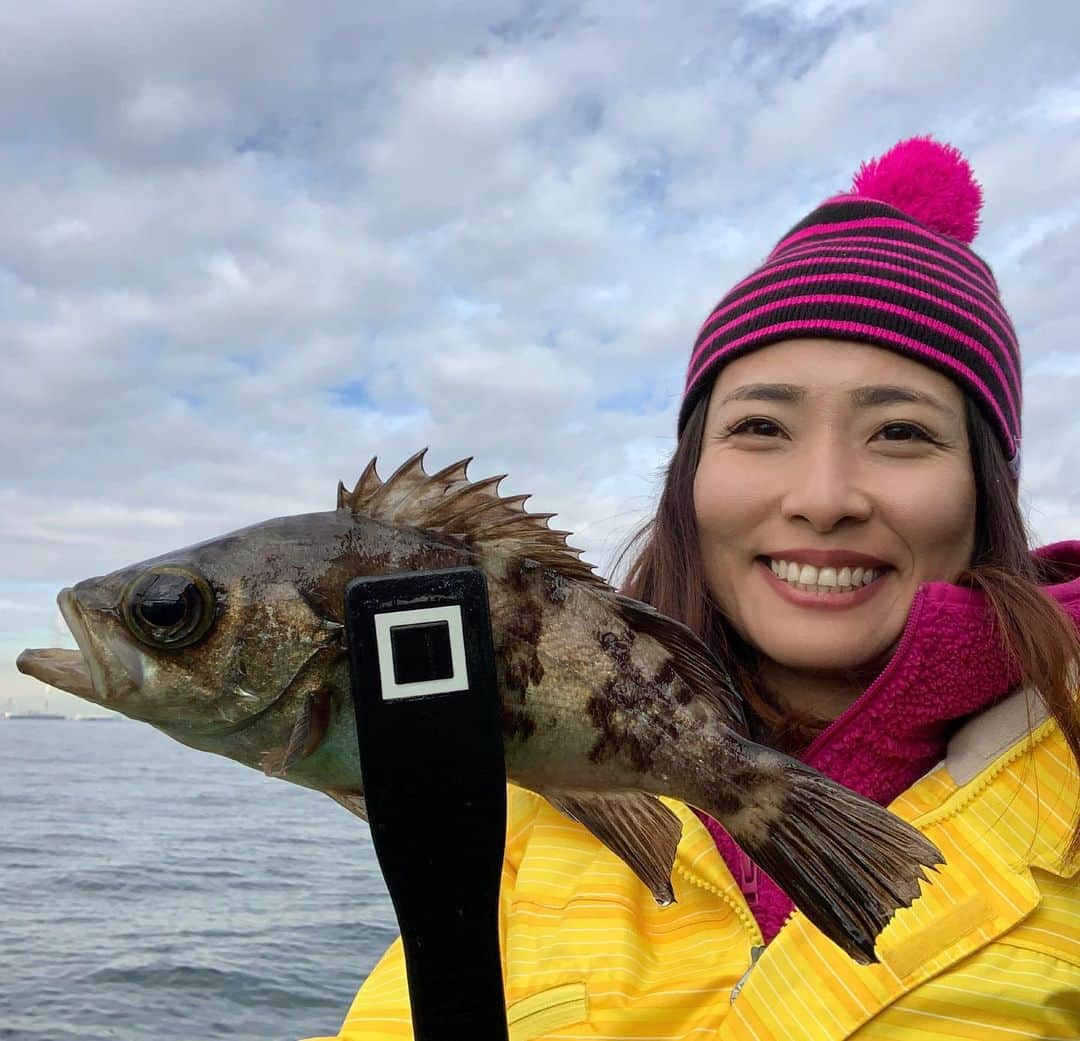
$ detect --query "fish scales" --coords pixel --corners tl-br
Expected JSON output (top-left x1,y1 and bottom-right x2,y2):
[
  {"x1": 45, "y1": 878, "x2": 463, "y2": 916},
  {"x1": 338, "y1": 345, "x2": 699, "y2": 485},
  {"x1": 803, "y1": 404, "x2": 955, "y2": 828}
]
[
  {"x1": 18, "y1": 449, "x2": 943, "y2": 963},
  {"x1": 486, "y1": 554, "x2": 730, "y2": 800}
]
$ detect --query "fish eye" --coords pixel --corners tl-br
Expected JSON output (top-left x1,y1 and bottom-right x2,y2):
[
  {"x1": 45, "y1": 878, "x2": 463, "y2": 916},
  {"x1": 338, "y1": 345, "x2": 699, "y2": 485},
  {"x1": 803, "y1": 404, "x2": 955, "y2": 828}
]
[{"x1": 122, "y1": 566, "x2": 216, "y2": 649}]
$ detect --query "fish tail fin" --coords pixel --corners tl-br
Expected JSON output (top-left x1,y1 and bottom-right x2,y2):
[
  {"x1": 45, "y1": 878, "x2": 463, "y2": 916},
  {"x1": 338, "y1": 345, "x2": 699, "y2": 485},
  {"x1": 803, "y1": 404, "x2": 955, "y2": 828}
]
[{"x1": 722, "y1": 760, "x2": 943, "y2": 964}]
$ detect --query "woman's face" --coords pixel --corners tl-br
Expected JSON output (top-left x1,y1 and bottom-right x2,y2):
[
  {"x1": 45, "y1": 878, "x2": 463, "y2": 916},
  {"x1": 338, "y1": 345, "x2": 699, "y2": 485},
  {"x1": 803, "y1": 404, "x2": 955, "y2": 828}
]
[{"x1": 694, "y1": 338, "x2": 977, "y2": 681}]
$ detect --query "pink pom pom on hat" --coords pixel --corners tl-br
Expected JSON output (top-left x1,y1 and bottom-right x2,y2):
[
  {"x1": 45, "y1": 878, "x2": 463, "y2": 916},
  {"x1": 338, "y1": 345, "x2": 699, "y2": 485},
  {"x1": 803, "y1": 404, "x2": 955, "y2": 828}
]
[
  {"x1": 850, "y1": 135, "x2": 983, "y2": 245},
  {"x1": 680, "y1": 135, "x2": 1021, "y2": 476}
]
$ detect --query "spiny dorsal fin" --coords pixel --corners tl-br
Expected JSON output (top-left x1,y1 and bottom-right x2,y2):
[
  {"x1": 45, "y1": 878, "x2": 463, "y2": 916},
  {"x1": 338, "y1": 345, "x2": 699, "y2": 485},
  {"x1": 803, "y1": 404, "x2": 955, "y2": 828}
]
[{"x1": 338, "y1": 450, "x2": 606, "y2": 587}]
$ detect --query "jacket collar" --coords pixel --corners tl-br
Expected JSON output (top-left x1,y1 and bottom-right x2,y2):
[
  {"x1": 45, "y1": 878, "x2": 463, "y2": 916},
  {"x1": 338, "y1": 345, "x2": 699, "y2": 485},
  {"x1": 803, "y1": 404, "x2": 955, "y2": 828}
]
[{"x1": 945, "y1": 680, "x2": 1049, "y2": 785}]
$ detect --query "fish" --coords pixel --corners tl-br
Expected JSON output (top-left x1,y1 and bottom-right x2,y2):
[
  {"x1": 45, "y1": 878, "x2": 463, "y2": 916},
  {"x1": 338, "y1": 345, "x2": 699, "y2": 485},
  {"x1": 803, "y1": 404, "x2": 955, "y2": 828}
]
[{"x1": 18, "y1": 450, "x2": 942, "y2": 963}]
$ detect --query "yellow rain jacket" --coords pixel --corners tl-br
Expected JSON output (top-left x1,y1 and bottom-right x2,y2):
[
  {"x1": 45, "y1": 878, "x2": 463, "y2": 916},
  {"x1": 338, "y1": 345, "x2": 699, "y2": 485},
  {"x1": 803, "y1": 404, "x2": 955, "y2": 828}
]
[{"x1": 305, "y1": 687, "x2": 1079, "y2": 1041}]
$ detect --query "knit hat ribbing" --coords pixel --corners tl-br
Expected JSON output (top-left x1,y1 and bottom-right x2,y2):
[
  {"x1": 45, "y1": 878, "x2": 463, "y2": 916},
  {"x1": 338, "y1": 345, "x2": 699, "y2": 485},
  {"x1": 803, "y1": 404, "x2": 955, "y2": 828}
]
[{"x1": 679, "y1": 136, "x2": 1021, "y2": 474}]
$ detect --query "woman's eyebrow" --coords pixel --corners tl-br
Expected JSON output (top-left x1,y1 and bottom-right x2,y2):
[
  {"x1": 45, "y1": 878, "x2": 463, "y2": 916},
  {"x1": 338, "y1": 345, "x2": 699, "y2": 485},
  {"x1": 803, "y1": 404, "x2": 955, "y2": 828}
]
[
  {"x1": 717, "y1": 383, "x2": 803, "y2": 406},
  {"x1": 718, "y1": 383, "x2": 956, "y2": 417},
  {"x1": 850, "y1": 385, "x2": 956, "y2": 416}
]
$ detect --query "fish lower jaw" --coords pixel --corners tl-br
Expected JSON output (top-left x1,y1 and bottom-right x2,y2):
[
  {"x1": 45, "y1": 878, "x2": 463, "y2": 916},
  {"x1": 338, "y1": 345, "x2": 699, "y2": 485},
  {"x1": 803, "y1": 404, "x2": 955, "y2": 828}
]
[{"x1": 16, "y1": 647, "x2": 96, "y2": 700}]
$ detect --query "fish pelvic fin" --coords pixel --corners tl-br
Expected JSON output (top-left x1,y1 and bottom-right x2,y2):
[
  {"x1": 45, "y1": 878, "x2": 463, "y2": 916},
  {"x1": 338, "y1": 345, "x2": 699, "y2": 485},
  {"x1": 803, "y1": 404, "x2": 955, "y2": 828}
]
[
  {"x1": 612, "y1": 593, "x2": 749, "y2": 736},
  {"x1": 543, "y1": 789, "x2": 682, "y2": 906},
  {"x1": 338, "y1": 450, "x2": 607, "y2": 588},
  {"x1": 719, "y1": 749, "x2": 944, "y2": 964},
  {"x1": 326, "y1": 788, "x2": 368, "y2": 822},
  {"x1": 260, "y1": 687, "x2": 332, "y2": 778}
]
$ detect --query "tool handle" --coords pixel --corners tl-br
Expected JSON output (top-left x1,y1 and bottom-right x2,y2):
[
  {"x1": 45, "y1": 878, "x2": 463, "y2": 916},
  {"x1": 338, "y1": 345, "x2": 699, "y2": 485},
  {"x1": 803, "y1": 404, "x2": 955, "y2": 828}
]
[{"x1": 344, "y1": 567, "x2": 509, "y2": 1041}]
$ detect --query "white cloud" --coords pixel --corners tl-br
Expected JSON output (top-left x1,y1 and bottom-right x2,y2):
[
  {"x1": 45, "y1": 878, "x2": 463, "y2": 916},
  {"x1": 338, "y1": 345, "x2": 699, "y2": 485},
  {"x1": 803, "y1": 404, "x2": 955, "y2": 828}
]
[{"x1": 745, "y1": 0, "x2": 1080, "y2": 170}]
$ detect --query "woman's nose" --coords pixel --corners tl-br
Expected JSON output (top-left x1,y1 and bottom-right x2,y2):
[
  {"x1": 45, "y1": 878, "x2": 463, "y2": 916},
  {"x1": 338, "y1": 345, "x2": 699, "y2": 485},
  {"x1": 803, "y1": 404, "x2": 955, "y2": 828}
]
[{"x1": 779, "y1": 449, "x2": 873, "y2": 532}]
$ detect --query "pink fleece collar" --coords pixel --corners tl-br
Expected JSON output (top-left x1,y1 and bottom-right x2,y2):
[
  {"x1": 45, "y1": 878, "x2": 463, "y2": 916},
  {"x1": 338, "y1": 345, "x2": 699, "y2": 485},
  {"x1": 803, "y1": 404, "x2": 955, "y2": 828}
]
[{"x1": 695, "y1": 542, "x2": 1080, "y2": 942}]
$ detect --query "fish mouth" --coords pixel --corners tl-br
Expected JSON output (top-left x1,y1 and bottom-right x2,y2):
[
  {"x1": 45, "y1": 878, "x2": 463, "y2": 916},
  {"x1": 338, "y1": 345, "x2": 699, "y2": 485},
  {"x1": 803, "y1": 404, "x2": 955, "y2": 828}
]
[{"x1": 16, "y1": 589, "x2": 102, "y2": 702}]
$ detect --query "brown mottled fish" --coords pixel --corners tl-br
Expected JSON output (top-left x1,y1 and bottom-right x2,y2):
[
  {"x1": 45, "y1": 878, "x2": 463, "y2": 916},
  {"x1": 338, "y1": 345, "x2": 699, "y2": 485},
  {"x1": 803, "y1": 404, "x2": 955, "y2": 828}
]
[{"x1": 18, "y1": 451, "x2": 942, "y2": 963}]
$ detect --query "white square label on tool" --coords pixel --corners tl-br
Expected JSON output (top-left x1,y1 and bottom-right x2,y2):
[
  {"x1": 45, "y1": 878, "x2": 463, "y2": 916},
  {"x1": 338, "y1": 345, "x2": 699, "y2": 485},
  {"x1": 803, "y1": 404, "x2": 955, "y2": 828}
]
[{"x1": 373, "y1": 605, "x2": 470, "y2": 700}]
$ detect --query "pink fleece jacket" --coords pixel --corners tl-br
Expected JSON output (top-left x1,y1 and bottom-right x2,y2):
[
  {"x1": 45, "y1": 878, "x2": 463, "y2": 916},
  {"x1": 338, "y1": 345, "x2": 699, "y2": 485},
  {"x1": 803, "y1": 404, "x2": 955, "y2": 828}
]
[{"x1": 694, "y1": 541, "x2": 1080, "y2": 943}]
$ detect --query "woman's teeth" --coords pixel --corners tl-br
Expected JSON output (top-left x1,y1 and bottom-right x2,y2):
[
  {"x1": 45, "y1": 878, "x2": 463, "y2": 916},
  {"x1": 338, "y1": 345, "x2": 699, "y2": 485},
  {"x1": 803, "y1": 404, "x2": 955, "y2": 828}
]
[{"x1": 768, "y1": 558, "x2": 882, "y2": 594}]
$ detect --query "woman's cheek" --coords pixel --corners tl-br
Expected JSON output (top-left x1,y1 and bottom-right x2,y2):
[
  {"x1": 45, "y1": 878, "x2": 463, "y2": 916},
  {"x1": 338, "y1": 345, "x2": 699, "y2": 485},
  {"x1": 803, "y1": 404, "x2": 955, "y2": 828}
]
[
  {"x1": 694, "y1": 456, "x2": 774, "y2": 539},
  {"x1": 883, "y1": 466, "x2": 976, "y2": 579}
]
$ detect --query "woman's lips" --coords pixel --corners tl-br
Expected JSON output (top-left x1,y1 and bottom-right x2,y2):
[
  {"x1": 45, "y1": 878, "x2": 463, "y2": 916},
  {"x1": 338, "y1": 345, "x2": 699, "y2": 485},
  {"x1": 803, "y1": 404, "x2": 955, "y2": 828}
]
[{"x1": 756, "y1": 558, "x2": 889, "y2": 610}]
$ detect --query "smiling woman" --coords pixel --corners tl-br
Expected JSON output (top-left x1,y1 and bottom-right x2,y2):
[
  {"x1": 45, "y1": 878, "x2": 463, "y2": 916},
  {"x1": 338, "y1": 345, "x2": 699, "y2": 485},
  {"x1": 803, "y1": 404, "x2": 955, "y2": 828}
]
[
  {"x1": 619, "y1": 138, "x2": 1080, "y2": 1036},
  {"x1": 317, "y1": 137, "x2": 1080, "y2": 1041}
]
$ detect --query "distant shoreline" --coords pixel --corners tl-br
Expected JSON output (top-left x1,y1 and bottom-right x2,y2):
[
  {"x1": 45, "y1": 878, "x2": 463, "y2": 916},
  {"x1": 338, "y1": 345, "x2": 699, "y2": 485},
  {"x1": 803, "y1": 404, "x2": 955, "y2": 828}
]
[{"x1": 1, "y1": 713, "x2": 120, "y2": 721}]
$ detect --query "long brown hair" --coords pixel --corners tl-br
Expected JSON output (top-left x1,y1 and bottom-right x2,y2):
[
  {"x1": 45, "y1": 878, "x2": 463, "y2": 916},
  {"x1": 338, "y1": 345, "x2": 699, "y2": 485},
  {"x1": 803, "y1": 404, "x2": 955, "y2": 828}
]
[{"x1": 618, "y1": 392, "x2": 1080, "y2": 857}]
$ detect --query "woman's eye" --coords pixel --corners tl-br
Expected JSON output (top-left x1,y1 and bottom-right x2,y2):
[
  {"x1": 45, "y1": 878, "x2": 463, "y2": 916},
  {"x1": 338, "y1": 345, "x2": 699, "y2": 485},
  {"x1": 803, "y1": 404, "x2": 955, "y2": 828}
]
[
  {"x1": 875, "y1": 422, "x2": 934, "y2": 442},
  {"x1": 729, "y1": 418, "x2": 783, "y2": 437}
]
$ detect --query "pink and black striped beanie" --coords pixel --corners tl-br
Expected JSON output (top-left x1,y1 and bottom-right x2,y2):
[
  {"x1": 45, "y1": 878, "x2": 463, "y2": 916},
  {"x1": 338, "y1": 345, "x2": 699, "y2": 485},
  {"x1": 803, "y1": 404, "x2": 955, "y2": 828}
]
[{"x1": 680, "y1": 136, "x2": 1022, "y2": 474}]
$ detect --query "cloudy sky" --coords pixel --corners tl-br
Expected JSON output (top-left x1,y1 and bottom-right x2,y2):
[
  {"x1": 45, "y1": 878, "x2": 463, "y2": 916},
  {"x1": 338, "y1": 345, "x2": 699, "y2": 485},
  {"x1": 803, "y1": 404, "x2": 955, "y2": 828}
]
[{"x1": 3, "y1": 0, "x2": 1079, "y2": 711}]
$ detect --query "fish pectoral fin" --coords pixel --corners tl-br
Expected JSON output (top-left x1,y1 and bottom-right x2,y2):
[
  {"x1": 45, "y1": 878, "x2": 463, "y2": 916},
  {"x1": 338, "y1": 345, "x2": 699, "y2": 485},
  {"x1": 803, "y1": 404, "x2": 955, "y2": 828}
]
[
  {"x1": 260, "y1": 687, "x2": 332, "y2": 778},
  {"x1": 326, "y1": 788, "x2": 369, "y2": 822},
  {"x1": 542, "y1": 790, "x2": 682, "y2": 906}
]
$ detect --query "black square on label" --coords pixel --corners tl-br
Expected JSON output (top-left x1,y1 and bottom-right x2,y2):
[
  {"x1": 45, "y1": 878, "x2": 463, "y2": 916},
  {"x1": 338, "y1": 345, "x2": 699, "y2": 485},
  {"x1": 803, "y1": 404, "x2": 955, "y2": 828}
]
[{"x1": 390, "y1": 620, "x2": 454, "y2": 685}]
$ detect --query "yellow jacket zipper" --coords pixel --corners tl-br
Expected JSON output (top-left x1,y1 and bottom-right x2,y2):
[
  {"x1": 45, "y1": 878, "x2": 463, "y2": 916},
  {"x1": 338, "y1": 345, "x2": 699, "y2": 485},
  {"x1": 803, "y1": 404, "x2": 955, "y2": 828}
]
[{"x1": 674, "y1": 861, "x2": 766, "y2": 1003}]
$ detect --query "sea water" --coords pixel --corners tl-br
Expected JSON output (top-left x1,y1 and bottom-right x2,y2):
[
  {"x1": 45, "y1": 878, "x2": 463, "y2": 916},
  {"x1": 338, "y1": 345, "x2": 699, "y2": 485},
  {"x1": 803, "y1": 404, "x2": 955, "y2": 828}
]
[{"x1": 0, "y1": 720, "x2": 396, "y2": 1041}]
